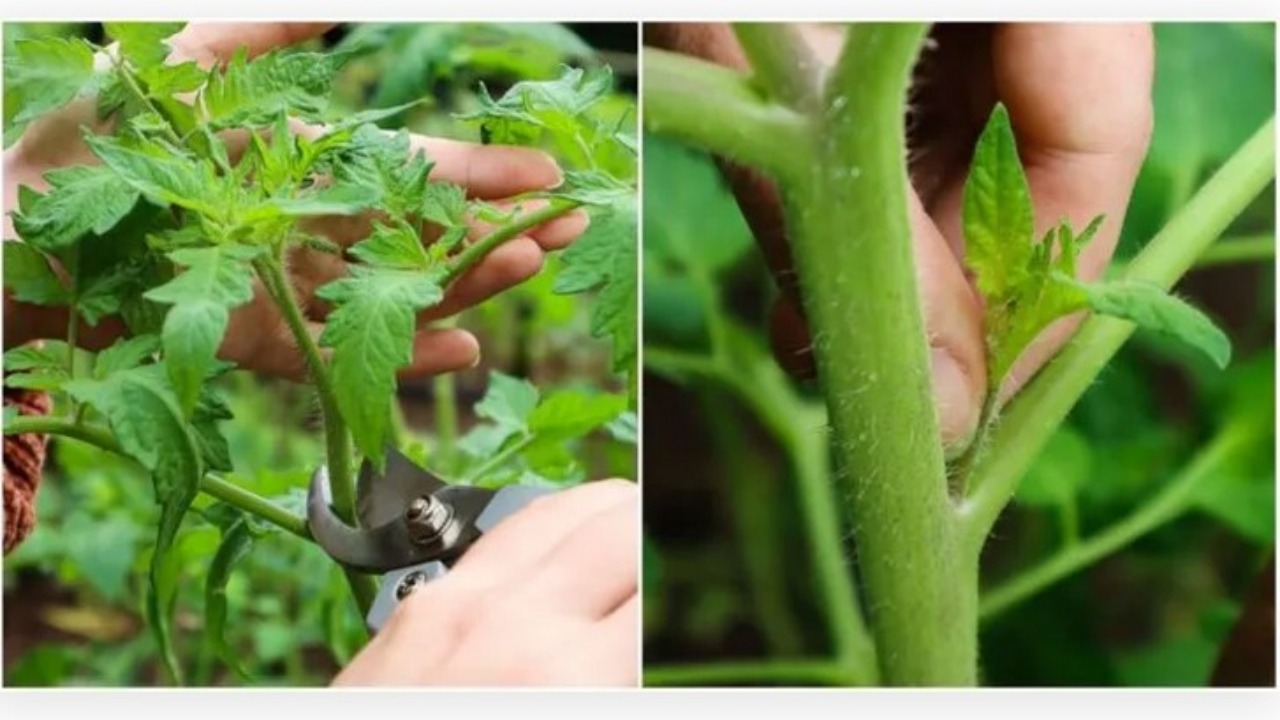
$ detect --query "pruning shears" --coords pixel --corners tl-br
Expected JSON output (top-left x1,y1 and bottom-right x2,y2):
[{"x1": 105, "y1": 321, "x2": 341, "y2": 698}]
[{"x1": 306, "y1": 447, "x2": 552, "y2": 632}]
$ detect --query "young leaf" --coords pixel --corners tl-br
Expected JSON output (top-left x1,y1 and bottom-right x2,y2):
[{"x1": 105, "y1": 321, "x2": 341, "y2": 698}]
[
  {"x1": 63, "y1": 363, "x2": 202, "y2": 684},
  {"x1": 962, "y1": 103, "x2": 1034, "y2": 301},
  {"x1": 85, "y1": 135, "x2": 219, "y2": 216},
  {"x1": 1077, "y1": 279, "x2": 1232, "y2": 369},
  {"x1": 317, "y1": 267, "x2": 445, "y2": 467},
  {"x1": 3, "y1": 243, "x2": 69, "y2": 305},
  {"x1": 4, "y1": 36, "x2": 96, "y2": 128},
  {"x1": 456, "y1": 66, "x2": 612, "y2": 162},
  {"x1": 3, "y1": 343, "x2": 70, "y2": 392},
  {"x1": 205, "y1": 517, "x2": 256, "y2": 682},
  {"x1": 144, "y1": 245, "x2": 262, "y2": 415},
  {"x1": 553, "y1": 190, "x2": 637, "y2": 375},
  {"x1": 11, "y1": 165, "x2": 141, "y2": 251},
  {"x1": 475, "y1": 371, "x2": 540, "y2": 431},
  {"x1": 346, "y1": 220, "x2": 432, "y2": 270},
  {"x1": 202, "y1": 49, "x2": 337, "y2": 128},
  {"x1": 527, "y1": 389, "x2": 628, "y2": 442},
  {"x1": 104, "y1": 22, "x2": 186, "y2": 70},
  {"x1": 330, "y1": 126, "x2": 436, "y2": 217}
]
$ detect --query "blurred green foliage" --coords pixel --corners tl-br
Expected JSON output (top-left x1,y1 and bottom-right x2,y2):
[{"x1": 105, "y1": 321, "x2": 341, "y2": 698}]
[
  {"x1": 642, "y1": 22, "x2": 1274, "y2": 686},
  {"x1": 3, "y1": 21, "x2": 636, "y2": 686}
]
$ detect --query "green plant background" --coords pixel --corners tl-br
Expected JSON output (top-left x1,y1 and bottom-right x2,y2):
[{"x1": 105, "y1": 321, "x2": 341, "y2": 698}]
[
  {"x1": 2, "y1": 21, "x2": 638, "y2": 686},
  {"x1": 641, "y1": 22, "x2": 1275, "y2": 686}
]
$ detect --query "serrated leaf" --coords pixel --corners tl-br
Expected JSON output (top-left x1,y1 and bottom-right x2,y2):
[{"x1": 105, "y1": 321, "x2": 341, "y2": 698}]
[
  {"x1": 85, "y1": 136, "x2": 219, "y2": 216},
  {"x1": 553, "y1": 193, "x2": 637, "y2": 374},
  {"x1": 202, "y1": 49, "x2": 336, "y2": 128},
  {"x1": 3, "y1": 243, "x2": 69, "y2": 305},
  {"x1": 104, "y1": 22, "x2": 185, "y2": 69},
  {"x1": 12, "y1": 165, "x2": 141, "y2": 251},
  {"x1": 317, "y1": 267, "x2": 445, "y2": 467},
  {"x1": 421, "y1": 183, "x2": 468, "y2": 228},
  {"x1": 456, "y1": 65, "x2": 612, "y2": 164},
  {"x1": 192, "y1": 385, "x2": 234, "y2": 472},
  {"x1": 144, "y1": 245, "x2": 261, "y2": 415},
  {"x1": 962, "y1": 103, "x2": 1035, "y2": 301},
  {"x1": 141, "y1": 61, "x2": 207, "y2": 98},
  {"x1": 4, "y1": 343, "x2": 66, "y2": 372},
  {"x1": 4, "y1": 36, "x2": 95, "y2": 128},
  {"x1": 347, "y1": 220, "x2": 431, "y2": 270},
  {"x1": 260, "y1": 183, "x2": 380, "y2": 219},
  {"x1": 1078, "y1": 280, "x2": 1232, "y2": 369},
  {"x1": 527, "y1": 389, "x2": 627, "y2": 441},
  {"x1": 63, "y1": 364, "x2": 202, "y2": 684},
  {"x1": 93, "y1": 334, "x2": 161, "y2": 378},
  {"x1": 205, "y1": 517, "x2": 255, "y2": 682},
  {"x1": 330, "y1": 126, "x2": 435, "y2": 218},
  {"x1": 474, "y1": 371, "x2": 540, "y2": 431}
]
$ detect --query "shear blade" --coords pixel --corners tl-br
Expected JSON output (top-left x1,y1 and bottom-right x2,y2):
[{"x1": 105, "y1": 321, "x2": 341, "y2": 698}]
[{"x1": 355, "y1": 447, "x2": 448, "y2": 528}]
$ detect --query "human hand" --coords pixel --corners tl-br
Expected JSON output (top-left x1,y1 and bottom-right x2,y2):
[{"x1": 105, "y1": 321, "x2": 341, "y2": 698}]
[
  {"x1": 646, "y1": 22, "x2": 1154, "y2": 450},
  {"x1": 3, "y1": 22, "x2": 588, "y2": 379},
  {"x1": 332, "y1": 479, "x2": 638, "y2": 687}
]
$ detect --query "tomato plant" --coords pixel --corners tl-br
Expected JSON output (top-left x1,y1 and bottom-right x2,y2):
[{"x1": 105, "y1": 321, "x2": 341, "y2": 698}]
[
  {"x1": 641, "y1": 22, "x2": 1273, "y2": 686},
  {"x1": 2, "y1": 21, "x2": 636, "y2": 685}
]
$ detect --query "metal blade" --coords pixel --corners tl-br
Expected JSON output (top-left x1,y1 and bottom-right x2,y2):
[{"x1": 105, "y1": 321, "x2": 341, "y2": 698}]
[{"x1": 355, "y1": 446, "x2": 448, "y2": 528}]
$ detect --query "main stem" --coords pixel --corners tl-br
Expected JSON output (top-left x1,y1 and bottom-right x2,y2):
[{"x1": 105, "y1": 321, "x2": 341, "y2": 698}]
[
  {"x1": 787, "y1": 23, "x2": 974, "y2": 685},
  {"x1": 254, "y1": 254, "x2": 375, "y2": 613}
]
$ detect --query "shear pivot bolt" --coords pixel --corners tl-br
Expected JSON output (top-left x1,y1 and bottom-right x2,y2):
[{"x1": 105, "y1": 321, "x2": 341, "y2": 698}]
[{"x1": 406, "y1": 496, "x2": 452, "y2": 545}]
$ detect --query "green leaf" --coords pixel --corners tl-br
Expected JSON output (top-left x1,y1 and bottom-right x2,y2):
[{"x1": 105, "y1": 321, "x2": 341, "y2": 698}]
[
  {"x1": 1077, "y1": 280, "x2": 1232, "y2": 369},
  {"x1": 3, "y1": 242, "x2": 69, "y2": 305},
  {"x1": 330, "y1": 126, "x2": 435, "y2": 217},
  {"x1": 104, "y1": 22, "x2": 185, "y2": 69},
  {"x1": 260, "y1": 183, "x2": 380, "y2": 218},
  {"x1": 527, "y1": 389, "x2": 627, "y2": 442},
  {"x1": 553, "y1": 192, "x2": 637, "y2": 375},
  {"x1": 317, "y1": 267, "x2": 445, "y2": 467},
  {"x1": 962, "y1": 103, "x2": 1034, "y2": 301},
  {"x1": 4, "y1": 36, "x2": 95, "y2": 129},
  {"x1": 62, "y1": 512, "x2": 142, "y2": 603},
  {"x1": 1193, "y1": 476, "x2": 1275, "y2": 543},
  {"x1": 85, "y1": 135, "x2": 219, "y2": 216},
  {"x1": 456, "y1": 65, "x2": 612, "y2": 166},
  {"x1": 12, "y1": 165, "x2": 141, "y2": 251},
  {"x1": 3, "y1": 342, "x2": 69, "y2": 392},
  {"x1": 347, "y1": 220, "x2": 432, "y2": 270},
  {"x1": 202, "y1": 49, "x2": 336, "y2": 128},
  {"x1": 192, "y1": 386, "x2": 234, "y2": 472},
  {"x1": 63, "y1": 364, "x2": 202, "y2": 685},
  {"x1": 145, "y1": 245, "x2": 261, "y2": 415},
  {"x1": 474, "y1": 371, "x2": 540, "y2": 431},
  {"x1": 421, "y1": 183, "x2": 468, "y2": 229},
  {"x1": 93, "y1": 334, "x2": 161, "y2": 377},
  {"x1": 205, "y1": 518, "x2": 255, "y2": 682}
]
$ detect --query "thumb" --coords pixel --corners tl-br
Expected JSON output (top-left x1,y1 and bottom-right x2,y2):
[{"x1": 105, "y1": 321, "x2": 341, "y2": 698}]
[{"x1": 167, "y1": 22, "x2": 338, "y2": 66}]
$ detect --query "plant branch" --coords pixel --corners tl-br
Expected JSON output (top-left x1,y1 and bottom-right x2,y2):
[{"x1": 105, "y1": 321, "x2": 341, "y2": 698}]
[
  {"x1": 442, "y1": 201, "x2": 581, "y2": 286},
  {"x1": 962, "y1": 117, "x2": 1276, "y2": 549},
  {"x1": 784, "y1": 22, "x2": 973, "y2": 685},
  {"x1": 107, "y1": 49, "x2": 186, "y2": 148},
  {"x1": 646, "y1": 342, "x2": 878, "y2": 685},
  {"x1": 980, "y1": 417, "x2": 1263, "y2": 620},
  {"x1": 644, "y1": 659, "x2": 856, "y2": 688},
  {"x1": 461, "y1": 433, "x2": 533, "y2": 485},
  {"x1": 253, "y1": 255, "x2": 376, "y2": 613},
  {"x1": 4, "y1": 416, "x2": 312, "y2": 540},
  {"x1": 731, "y1": 23, "x2": 823, "y2": 110},
  {"x1": 642, "y1": 46, "x2": 810, "y2": 183},
  {"x1": 1193, "y1": 234, "x2": 1274, "y2": 268}
]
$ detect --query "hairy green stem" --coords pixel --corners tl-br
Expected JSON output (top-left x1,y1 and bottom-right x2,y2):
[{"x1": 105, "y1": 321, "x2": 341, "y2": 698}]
[
  {"x1": 980, "y1": 417, "x2": 1263, "y2": 620},
  {"x1": 641, "y1": 47, "x2": 809, "y2": 182},
  {"x1": 462, "y1": 433, "x2": 533, "y2": 485},
  {"x1": 3, "y1": 416, "x2": 311, "y2": 540},
  {"x1": 731, "y1": 23, "x2": 823, "y2": 110},
  {"x1": 780, "y1": 23, "x2": 974, "y2": 685},
  {"x1": 202, "y1": 474, "x2": 311, "y2": 540},
  {"x1": 253, "y1": 255, "x2": 375, "y2": 613},
  {"x1": 107, "y1": 49, "x2": 186, "y2": 149},
  {"x1": 645, "y1": 659, "x2": 855, "y2": 687},
  {"x1": 433, "y1": 373, "x2": 458, "y2": 472},
  {"x1": 646, "y1": 344, "x2": 878, "y2": 685},
  {"x1": 442, "y1": 201, "x2": 581, "y2": 286},
  {"x1": 963, "y1": 117, "x2": 1276, "y2": 549}
]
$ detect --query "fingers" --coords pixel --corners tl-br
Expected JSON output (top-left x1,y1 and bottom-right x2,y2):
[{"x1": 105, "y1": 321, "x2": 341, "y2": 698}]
[
  {"x1": 167, "y1": 22, "x2": 338, "y2": 66},
  {"x1": 448, "y1": 479, "x2": 638, "y2": 592},
  {"x1": 510, "y1": 494, "x2": 638, "y2": 619},
  {"x1": 410, "y1": 135, "x2": 564, "y2": 200},
  {"x1": 398, "y1": 329, "x2": 480, "y2": 379}
]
